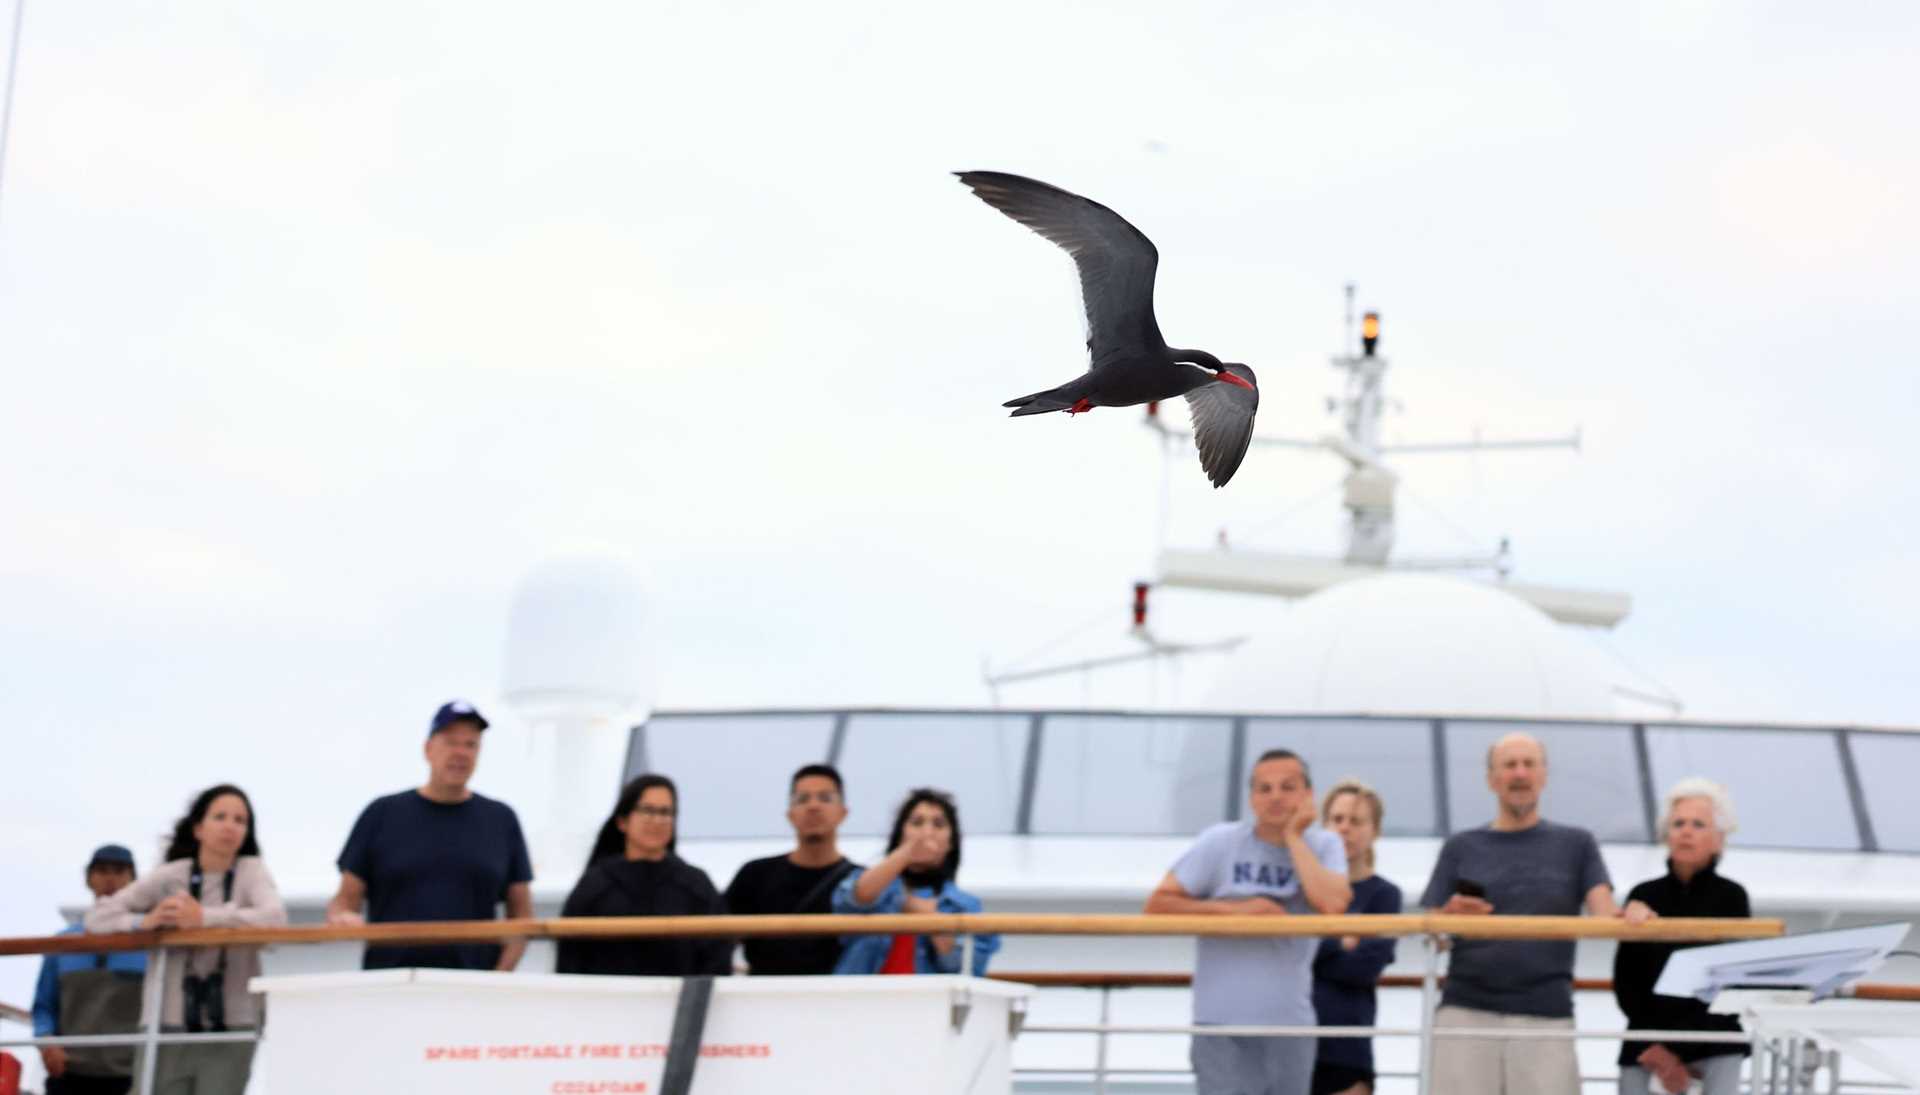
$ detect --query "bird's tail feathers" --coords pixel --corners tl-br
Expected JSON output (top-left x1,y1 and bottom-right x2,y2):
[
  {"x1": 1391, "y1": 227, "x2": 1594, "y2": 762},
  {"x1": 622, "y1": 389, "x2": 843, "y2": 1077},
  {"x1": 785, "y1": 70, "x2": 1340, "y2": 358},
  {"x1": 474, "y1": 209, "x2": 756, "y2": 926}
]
[
  {"x1": 1003, "y1": 393, "x2": 1073, "y2": 416},
  {"x1": 1003, "y1": 384, "x2": 1082, "y2": 417}
]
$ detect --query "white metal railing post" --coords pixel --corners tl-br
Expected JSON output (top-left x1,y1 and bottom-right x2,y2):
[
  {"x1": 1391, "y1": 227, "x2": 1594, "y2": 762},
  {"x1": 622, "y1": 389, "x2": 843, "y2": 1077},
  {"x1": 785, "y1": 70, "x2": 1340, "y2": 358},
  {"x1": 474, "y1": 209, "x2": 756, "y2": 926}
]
[
  {"x1": 1416, "y1": 934, "x2": 1440, "y2": 1095},
  {"x1": 961, "y1": 931, "x2": 975, "y2": 978},
  {"x1": 1093, "y1": 985, "x2": 1111, "y2": 1095},
  {"x1": 136, "y1": 946, "x2": 165, "y2": 1095}
]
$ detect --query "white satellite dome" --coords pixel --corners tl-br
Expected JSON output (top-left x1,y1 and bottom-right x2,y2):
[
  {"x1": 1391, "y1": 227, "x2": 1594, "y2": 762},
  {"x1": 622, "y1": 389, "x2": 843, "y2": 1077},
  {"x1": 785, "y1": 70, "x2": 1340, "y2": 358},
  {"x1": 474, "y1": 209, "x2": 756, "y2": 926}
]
[
  {"x1": 501, "y1": 553, "x2": 655, "y2": 725},
  {"x1": 1206, "y1": 572, "x2": 1617, "y2": 717}
]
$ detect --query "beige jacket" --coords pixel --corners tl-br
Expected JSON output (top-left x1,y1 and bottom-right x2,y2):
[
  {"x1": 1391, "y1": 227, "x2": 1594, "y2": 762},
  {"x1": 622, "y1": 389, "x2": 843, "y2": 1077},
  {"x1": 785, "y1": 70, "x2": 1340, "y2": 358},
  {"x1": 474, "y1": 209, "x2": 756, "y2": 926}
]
[{"x1": 86, "y1": 855, "x2": 286, "y2": 1029}]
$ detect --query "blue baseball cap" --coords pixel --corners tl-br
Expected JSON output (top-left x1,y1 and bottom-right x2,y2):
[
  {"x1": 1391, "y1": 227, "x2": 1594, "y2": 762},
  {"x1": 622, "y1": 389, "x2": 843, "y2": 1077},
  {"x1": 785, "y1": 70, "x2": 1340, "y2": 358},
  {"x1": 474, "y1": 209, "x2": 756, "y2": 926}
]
[
  {"x1": 88, "y1": 844, "x2": 135, "y2": 870},
  {"x1": 428, "y1": 699, "x2": 490, "y2": 738}
]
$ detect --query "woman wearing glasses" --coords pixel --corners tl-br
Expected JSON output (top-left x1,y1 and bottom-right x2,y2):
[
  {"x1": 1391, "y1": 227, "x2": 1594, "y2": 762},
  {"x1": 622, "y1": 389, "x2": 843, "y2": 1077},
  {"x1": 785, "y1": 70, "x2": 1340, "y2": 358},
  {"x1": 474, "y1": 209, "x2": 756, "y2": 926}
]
[{"x1": 555, "y1": 774, "x2": 731, "y2": 976}]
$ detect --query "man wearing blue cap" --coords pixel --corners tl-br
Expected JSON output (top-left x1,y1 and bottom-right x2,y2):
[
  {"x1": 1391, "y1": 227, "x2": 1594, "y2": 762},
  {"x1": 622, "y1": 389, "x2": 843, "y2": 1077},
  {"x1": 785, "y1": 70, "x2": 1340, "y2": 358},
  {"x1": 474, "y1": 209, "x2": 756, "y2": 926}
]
[
  {"x1": 32, "y1": 845, "x2": 146, "y2": 1094},
  {"x1": 326, "y1": 700, "x2": 535, "y2": 970}
]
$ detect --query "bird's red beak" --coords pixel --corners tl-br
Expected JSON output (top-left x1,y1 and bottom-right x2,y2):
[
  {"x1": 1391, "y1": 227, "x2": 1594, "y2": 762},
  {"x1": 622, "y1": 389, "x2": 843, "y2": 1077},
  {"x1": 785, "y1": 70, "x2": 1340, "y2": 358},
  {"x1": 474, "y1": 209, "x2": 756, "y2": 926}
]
[{"x1": 1217, "y1": 371, "x2": 1254, "y2": 390}]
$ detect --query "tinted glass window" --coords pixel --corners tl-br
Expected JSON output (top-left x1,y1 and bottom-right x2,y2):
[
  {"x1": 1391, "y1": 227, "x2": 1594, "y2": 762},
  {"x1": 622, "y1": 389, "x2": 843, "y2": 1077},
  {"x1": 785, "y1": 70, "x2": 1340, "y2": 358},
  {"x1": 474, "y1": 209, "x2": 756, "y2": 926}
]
[
  {"x1": 635, "y1": 714, "x2": 834, "y2": 839},
  {"x1": 1030, "y1": 715, "x2": 1232, "y2": 836},
  {"x1": 1850, "y1": 731, "x2": 1920, "y2": 853},
  {"x1": 1244, "y1": 718, "x2": 1438, "y2": 836},
  {"x1": 836, "y1": 713, "x2": 1028, "y2": 836},
  {"x1": 1647, "y1": 726, "x2": 1858, "y2": 850},
  {"x1": 1445, "y1": 721, "x2": 1647, "y2": 842}
]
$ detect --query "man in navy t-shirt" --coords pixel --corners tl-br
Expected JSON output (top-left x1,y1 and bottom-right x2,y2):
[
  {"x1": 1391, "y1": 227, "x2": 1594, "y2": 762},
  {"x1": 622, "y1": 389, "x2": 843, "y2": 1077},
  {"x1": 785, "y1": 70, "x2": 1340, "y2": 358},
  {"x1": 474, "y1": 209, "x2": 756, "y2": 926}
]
[{"x1": 327, "y1": 700, "x2": 534, "y2": 970}]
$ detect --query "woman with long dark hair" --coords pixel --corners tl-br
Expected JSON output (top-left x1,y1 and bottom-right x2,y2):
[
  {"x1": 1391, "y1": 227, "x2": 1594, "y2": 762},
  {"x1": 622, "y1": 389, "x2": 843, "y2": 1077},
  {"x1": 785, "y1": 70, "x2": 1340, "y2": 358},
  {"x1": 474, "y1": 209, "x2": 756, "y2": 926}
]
[
  {"x1": 555, "y1": 774, "x2": 730, "y2": 976},
  {"x1": 831, "y1": 788, "x2": 999, "y2": 975},
  {"x1": 88, "y1": 784, "x2": 286, "y2": 1095}
]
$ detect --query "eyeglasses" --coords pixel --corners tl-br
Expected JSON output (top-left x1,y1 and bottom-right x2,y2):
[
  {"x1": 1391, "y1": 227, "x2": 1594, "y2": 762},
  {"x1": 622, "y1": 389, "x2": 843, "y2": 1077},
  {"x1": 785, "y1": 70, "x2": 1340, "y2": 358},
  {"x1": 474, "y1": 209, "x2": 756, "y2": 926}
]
[
  {"x1": 632, "y1": 806, "x2": 676, "y2": 819},
  {"x1": 790, "y1": 792, "x2": 841, "y2": 806}
]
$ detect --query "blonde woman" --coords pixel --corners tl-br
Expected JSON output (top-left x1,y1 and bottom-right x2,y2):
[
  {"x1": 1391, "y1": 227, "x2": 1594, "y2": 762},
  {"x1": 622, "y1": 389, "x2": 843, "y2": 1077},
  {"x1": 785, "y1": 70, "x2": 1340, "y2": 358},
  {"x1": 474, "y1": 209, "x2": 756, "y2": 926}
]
[
  {"x1": 1311, "y1": 780, "x2": 1402, "y2": 1095},
  {"x1": 1613, "y1": 779, "x2": 1750, "y2": 1095}
]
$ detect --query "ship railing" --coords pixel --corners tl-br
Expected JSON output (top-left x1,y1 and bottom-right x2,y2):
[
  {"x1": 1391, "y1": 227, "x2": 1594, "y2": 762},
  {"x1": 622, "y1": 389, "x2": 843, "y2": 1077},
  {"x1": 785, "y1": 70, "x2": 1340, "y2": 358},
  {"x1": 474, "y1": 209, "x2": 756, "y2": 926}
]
[
  {"x1": 2, "y1": 913, "x2": 1914, "y2": 1095},
  {"x1": 991, "y1": 970, "x2": 1920, "y2": 1094}
]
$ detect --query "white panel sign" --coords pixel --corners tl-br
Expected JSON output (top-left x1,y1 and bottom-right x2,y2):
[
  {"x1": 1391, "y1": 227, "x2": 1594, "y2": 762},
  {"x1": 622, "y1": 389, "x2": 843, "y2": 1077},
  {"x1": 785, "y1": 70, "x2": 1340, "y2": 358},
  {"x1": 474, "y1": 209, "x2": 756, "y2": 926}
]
[{"x1": 250, "y1": 969, "x2": 1026, "y2": 1095}]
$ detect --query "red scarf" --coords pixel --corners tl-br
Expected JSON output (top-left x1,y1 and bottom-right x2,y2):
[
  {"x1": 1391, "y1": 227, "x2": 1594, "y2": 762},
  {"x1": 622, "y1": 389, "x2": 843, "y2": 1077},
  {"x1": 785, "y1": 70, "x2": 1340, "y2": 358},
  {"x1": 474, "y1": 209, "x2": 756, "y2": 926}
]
[{"x1": 880, "y1": 933, "x2": 918, "y2": 974}]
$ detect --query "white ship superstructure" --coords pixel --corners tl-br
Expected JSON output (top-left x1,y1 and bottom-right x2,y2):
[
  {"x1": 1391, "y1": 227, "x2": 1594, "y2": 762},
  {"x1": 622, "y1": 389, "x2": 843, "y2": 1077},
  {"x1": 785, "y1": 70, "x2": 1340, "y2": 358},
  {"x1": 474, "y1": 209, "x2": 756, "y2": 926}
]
[
  {"x1": 254, "y1": 298, "x2": 1920, "y2": 1091},
  {"x1": 18, "y1": 297, "x2": 1917, "y2": 1095}
]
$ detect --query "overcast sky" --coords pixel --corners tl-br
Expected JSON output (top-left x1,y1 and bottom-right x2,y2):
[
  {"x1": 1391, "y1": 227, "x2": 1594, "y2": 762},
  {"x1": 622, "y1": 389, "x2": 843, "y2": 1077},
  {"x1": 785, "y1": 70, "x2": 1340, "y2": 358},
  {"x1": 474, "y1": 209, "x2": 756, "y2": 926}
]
[{"x1": 2, "y1": 0, "x2": 1916, "y2": 1008}]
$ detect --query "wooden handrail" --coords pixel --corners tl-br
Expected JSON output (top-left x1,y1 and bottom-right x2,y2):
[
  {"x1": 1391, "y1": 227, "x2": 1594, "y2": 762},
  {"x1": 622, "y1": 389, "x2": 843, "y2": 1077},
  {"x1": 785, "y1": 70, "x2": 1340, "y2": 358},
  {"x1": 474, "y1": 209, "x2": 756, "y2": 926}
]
[
  {"x1": 989, "y1": 973, "x2": 1612, "y2": 990},
  {"x1": 1850, "y1": 984, "x2": 1920, "y2": 1002},
  {"x1": 986, "y1": 972, "x2": 1920, "y2": 1003},
  {"x1": 0, "y1": 913, "x2": 1782, "y2": 958}
]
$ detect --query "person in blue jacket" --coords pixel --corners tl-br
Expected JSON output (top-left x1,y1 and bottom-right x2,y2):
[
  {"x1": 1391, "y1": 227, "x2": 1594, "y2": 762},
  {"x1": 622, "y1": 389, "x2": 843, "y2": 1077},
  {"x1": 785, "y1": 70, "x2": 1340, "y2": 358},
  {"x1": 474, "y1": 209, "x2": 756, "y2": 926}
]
[
  {"x1": 832, "y1": 788, "x2": 999, "y2": 976},
  {"x1": 32, "y1": 845, "x2": 147, "y2": 1095},
  {"x1": 1311, "y1": 781, "x2": 1402, "y2": 1095}
]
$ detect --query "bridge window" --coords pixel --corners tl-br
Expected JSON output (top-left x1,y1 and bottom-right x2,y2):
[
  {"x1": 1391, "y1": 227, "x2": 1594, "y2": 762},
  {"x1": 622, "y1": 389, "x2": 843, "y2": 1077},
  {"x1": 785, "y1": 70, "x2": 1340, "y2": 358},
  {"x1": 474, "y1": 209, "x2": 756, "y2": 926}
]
[
  {"x1": 836, "y1": 712, "x2": 1028, "y2": 836},
  {"x1": 1244, "y1": 718, "x2": 1439, "y2": 836},
  {"x1": 634, "y1": 714, "x2": 834, "y2": 839},
  {"x1": 1646, "y1": 726, "x2": 1858, "y2": 850},
  {"x1": 1030, "y1": 715, "x2": 1232, "y2": 835},
  {"x1": 1445, "y1": 721, "x2": 1648, "y2": 842},
  {"x1": 1840, "y1": 731, "x2": 1918, "y2": 852}
]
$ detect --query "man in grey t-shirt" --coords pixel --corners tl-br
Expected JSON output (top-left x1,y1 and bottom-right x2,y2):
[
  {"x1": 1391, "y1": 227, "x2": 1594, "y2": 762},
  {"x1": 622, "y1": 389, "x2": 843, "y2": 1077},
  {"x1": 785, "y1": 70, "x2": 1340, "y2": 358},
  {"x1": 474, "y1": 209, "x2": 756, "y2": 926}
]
[
  {"x1": 1146, "y1": 749, "x2": 1352, "y2": 1095},
  {"x1": 1421, "y1": 732, "x2": 1616, "y2": 1095}
]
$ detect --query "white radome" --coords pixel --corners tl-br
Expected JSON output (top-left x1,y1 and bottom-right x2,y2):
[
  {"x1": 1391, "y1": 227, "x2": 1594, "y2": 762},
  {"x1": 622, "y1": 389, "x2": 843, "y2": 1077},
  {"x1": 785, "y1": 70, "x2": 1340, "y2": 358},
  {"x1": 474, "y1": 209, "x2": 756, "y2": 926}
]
[
  {"x1": 1205, "y1": 572, "x2": 1618, "y2": 717},
  {"x1": 501, "y1": 553, "x2": 656, "y2": 726},
  {"x1": 501, "y1": 552, "x2": 656, "y2": 881}
]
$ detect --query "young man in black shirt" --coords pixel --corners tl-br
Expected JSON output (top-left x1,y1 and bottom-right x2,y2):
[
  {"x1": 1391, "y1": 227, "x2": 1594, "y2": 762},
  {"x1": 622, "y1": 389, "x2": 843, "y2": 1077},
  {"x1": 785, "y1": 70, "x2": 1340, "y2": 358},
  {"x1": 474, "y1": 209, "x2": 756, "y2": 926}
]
[{"x1": 724, "y1": 764, "x2": 857, "y2": 975}]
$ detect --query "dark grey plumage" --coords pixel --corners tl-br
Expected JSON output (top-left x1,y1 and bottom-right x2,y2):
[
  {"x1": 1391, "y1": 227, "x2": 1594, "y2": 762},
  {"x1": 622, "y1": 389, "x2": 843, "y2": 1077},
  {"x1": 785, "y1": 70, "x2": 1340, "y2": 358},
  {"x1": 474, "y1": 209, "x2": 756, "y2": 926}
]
[
  {"x1": 1181, "y1": 363, "x2": 1259, "y2": 490},
  {"x1": 955, "y1": 170, "x2": 1260, "y2": 488}
]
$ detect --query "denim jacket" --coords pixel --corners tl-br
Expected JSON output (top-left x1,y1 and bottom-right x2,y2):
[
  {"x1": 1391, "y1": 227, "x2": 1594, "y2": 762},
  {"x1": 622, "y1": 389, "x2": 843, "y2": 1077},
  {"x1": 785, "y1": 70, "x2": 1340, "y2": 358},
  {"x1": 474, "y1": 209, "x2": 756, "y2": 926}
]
[{"x1": 830, "y1": 868, "x2": 1000, "y2": 976}]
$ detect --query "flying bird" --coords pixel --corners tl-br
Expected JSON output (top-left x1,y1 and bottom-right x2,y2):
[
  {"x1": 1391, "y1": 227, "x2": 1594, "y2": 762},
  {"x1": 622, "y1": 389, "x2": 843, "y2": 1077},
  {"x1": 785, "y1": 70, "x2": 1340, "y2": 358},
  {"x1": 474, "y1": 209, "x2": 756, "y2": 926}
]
[{"x1": 955, "y1": 170, "x2": 1260, "y2": 488}]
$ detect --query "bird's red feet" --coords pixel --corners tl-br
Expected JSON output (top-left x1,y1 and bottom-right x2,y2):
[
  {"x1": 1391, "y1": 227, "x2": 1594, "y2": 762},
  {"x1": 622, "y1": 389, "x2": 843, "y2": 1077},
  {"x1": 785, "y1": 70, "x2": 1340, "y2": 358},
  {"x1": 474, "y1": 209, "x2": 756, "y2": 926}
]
[{"x1": 1066, "y1": 398, "x2": 1093, "y2": 415}]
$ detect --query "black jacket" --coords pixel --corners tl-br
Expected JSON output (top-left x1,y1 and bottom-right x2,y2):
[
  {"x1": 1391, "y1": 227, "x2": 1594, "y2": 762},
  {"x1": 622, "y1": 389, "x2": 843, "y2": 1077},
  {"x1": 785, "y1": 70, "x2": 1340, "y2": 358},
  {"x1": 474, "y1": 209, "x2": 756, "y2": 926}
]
[
  {"x1": 1612, "y1": 858, "x2": 1751, "y2": 1064},
  {"x1": 555, "y1": 854, "x2": 732, "y2": 977}
]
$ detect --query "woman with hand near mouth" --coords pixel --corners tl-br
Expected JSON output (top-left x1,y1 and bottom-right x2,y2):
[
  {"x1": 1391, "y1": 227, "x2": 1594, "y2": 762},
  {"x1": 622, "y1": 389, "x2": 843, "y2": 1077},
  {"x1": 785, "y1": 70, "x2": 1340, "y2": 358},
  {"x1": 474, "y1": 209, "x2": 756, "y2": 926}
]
[
  {"x1": 1613, "y1": 779, "x2": 1751, "y2": 1095},
  {"x1": 831, "y1": 788, "x2": 999, "y2": 976},
  {"x1": 88, "y1": 784, "x2": 286, "y2": 1095}
]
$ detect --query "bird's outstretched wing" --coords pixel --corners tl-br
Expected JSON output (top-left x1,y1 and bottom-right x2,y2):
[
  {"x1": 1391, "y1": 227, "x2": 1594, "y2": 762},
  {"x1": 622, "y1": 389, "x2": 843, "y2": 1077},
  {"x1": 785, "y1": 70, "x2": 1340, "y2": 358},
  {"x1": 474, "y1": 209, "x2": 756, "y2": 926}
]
[
  {"x1": 955, "y1": 171, "x2": 1165, "y2": 364},
  {"x1": 1183, "y1": 364, "x2": 1259, "y2": 487}
]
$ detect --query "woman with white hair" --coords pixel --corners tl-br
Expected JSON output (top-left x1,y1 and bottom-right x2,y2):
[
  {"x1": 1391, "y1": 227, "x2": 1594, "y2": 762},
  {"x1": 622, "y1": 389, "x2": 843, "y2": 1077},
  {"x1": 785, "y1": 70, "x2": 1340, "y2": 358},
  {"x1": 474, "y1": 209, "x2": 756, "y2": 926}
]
[{"x1": 1612, "y1": 778, "x2": 1751, "y2": 1095}]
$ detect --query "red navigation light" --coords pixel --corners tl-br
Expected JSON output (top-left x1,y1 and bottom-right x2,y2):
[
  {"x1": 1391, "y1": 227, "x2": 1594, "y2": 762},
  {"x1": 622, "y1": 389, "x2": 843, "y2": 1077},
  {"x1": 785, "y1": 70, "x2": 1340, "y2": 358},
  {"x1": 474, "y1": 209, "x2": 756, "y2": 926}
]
[
  {"x1": 1145, "y1": 401, "x2": 1159, "y2": 418},
  {"x1": 1361, "y1": 311, "x2": 1381, "y2": 357},
  {"x1": 1132, "y1": 582, "x2": 1150, "y2": 628}
]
